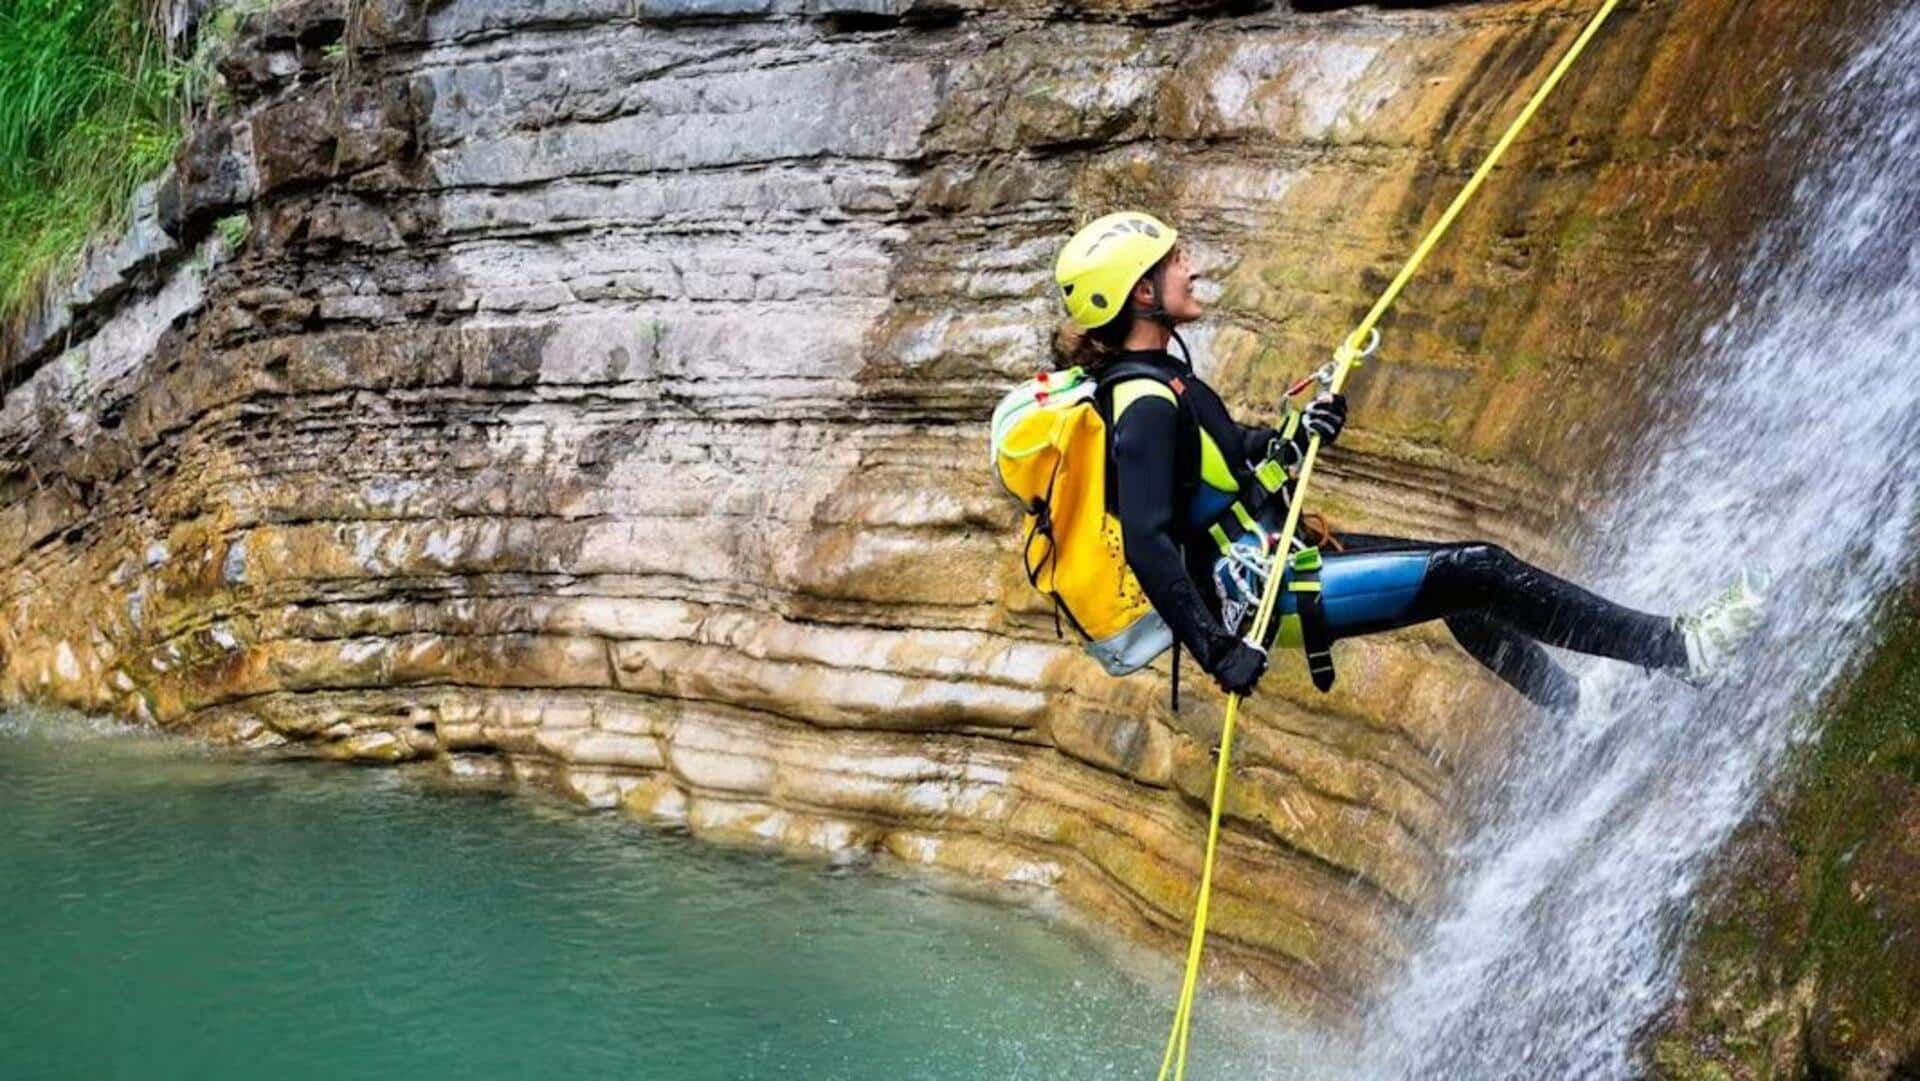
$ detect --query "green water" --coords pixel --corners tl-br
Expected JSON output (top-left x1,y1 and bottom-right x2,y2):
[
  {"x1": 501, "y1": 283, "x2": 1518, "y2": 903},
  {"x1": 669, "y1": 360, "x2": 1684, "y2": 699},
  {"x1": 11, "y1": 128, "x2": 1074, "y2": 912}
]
[{"x1": 0, "y1": 709, "x2": 1324, "y2": 1080}]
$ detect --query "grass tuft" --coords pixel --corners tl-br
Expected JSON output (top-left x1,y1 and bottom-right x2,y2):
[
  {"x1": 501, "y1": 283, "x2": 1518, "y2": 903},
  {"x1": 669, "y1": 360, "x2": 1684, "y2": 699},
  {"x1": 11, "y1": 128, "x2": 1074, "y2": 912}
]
[
  {"x1": 0, "y1": 0, "x2": 192, "y2": 327},
  {"x1": 213, "y1": 210, "x2": 248, "y2": 253}
]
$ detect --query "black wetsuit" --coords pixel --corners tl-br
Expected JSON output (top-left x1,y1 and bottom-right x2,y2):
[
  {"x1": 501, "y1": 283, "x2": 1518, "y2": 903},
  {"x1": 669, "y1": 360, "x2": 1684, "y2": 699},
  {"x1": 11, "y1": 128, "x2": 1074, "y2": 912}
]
[{"x1": 1103, "y1": 348, "x2": 1687, "y2": 709}]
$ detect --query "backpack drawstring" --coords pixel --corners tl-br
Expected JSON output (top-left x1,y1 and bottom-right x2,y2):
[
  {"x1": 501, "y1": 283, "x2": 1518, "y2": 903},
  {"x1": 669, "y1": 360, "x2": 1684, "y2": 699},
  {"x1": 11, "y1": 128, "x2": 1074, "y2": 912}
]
[{"x1": 1170, "y1": 642, "x2": 1181, "y2": 714}]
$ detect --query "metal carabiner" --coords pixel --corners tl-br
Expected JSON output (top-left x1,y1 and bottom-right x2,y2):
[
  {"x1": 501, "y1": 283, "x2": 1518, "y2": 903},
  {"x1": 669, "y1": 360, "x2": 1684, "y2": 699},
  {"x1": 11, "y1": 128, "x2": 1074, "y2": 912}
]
[
  {"x1": 1341, "y1": 326, "x2": 1383, "y2": 369},
  {"x1": 1285, "y1": 327, "x2": 1381, "y2": 399}
]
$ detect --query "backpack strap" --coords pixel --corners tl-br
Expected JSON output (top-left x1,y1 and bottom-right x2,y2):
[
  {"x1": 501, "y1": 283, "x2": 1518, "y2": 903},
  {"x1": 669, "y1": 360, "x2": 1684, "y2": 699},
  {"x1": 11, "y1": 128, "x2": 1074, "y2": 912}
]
[
  {"x1": 1092, "y1": 360, "x2": 1201, "y2": 517},
  {"x1": 1093, "y1": 359, "x2": 1198, "y2": 714},
  {"x1": 1098, "y1": 364, "x2": 1259, "y2": 493},
  {"x1": 1172, "y1": 378, "x2": 1258, "y2": 496}
]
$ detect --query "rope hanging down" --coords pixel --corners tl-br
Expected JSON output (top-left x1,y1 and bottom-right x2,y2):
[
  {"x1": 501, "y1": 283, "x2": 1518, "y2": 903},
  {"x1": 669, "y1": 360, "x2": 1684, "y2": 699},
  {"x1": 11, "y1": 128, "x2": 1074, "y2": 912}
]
[{"x1": 1155, "y1": 2, "x2": 1623, "y2": 1077}]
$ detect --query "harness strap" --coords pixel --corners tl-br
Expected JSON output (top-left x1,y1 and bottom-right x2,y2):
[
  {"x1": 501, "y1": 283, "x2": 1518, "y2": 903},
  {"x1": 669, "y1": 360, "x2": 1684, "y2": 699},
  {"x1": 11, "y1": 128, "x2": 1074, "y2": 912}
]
[
  {"x1": 1253, "y1": 458, "x2": 1287, "y2": 496},
  {"x1": 1286, "y1": 547, "x2": 1336, "y2": 692},
  {"x1": 1202, "y1": 446, "x2": 1294, "y2": 555},
  {"x1": 1236, "y1": 544, "x2": 1336, "y2": 692}
]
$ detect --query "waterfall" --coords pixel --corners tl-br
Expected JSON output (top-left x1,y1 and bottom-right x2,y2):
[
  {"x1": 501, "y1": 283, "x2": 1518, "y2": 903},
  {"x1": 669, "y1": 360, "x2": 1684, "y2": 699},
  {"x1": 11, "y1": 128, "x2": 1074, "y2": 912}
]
[{"x1": 1365, "y1": 8, "x2": 1920, "y2": 1078}]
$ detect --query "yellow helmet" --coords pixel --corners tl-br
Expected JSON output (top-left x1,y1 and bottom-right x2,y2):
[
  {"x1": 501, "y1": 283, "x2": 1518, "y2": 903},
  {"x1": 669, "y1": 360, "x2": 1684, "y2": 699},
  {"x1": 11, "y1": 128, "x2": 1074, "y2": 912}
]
[{"x1": 1053, "y1": 211, "x2": 1178, "y2": 329}]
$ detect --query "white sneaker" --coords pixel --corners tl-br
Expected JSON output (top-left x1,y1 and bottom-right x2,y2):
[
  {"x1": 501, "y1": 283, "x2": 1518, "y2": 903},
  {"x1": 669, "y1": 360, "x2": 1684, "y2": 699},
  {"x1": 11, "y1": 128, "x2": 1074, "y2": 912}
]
[{"x1": 1676, "y1": 569, "x2": 1771, "y2": 684}]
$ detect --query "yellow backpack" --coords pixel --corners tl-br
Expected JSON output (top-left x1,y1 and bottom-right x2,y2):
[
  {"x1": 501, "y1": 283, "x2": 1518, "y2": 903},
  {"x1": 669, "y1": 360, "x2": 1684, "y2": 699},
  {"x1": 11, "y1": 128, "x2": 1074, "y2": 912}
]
[{"x1": 990, "y1": 366, "x2": 1173, "y2": 675}]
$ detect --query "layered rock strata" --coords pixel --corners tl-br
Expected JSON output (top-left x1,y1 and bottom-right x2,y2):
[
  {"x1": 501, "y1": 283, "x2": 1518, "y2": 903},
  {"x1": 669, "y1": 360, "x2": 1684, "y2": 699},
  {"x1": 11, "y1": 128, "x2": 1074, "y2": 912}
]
[{"x1": 0, "y1": 0, "x2": 1851, "y2": 1012}]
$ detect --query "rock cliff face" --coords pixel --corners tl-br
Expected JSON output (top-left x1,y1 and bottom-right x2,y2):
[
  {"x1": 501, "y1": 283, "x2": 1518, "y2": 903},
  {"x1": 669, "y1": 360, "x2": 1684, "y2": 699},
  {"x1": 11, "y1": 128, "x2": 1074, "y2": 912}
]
[{"x1": 0, "y1": 0, "x2": 1853, "y2": 1012}]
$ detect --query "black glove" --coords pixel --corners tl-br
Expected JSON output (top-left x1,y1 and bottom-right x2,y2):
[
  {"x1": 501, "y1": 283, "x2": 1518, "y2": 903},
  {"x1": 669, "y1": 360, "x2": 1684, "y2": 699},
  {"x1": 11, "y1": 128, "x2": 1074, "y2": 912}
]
[
  {"x1": 1302, "y1": 393, "x2": 1347, "y2": 443},
  {"x1": 1209, "y1": 641, "x2": 1268, "y2": 697}
]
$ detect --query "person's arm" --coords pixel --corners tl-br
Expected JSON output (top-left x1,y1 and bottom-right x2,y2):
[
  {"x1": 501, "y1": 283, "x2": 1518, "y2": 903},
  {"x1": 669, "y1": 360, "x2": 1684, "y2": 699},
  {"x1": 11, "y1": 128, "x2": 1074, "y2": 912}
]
[
  {"x1": 1237, "y1": 409, "x2": 1300, "y2": 467},
  {"x1": 1110, "y1": 383, "x2": 1266, "y2": 692},
  {"x1": 1238, "y1": 394, "x2": 1348, "y2": 469}
]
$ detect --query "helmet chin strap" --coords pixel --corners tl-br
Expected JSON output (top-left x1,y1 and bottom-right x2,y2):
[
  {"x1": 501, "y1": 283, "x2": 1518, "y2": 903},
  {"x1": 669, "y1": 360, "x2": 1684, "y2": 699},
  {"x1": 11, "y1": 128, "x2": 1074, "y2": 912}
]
[{"x1": 1137, "y1": 264, "x2": 1192, "y2": 369}]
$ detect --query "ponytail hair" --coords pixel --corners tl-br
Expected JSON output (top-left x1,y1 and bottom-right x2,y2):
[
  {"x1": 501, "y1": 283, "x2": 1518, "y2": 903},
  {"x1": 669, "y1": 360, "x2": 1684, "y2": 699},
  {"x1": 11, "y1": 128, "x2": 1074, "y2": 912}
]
[{"x1": 1060, "y1": 304, "x2": 1136, "y2": 371}]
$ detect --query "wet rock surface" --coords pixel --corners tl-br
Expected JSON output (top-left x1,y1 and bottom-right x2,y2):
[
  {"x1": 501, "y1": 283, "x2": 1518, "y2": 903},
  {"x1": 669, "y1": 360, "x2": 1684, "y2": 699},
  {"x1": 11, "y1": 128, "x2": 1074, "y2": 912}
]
[
  {"x1": 1647, "y1": 585, "x2": 1920, "y2": 1081},
  {"x1": 0, "y1": 0, "x2": 1849, "y2": 1012}
]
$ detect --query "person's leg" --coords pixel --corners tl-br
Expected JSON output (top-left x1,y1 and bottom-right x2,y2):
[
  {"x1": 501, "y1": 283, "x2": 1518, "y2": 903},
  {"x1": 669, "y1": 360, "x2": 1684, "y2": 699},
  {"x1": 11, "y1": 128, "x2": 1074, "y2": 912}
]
[
  {"x1": 1407, "y1": 543, "x2": 1685, "y2": 669},
  {"x1": 1292, "y1": 534, "x2": 1684, "y2": 671},
  {"x1": 1443, "y1": 613, "x2": 1581, "y2": 712}
]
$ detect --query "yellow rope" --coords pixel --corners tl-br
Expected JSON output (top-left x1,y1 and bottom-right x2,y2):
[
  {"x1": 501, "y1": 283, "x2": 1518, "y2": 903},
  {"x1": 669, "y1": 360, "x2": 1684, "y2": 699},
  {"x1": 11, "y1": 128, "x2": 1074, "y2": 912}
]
[{"x1": 1154, "y1": 2, "x2": 1623, "y2": 1076}]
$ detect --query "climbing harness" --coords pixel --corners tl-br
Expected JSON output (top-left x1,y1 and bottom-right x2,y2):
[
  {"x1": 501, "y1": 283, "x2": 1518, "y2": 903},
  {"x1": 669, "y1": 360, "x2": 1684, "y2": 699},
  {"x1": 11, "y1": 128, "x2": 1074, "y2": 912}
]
[
  {"x1": 1154, "y1": 2, "x2": 1624, "y2": 1077},
  {"x1": 1210, "y1": 513, "x2": 1336, "y2": 686}
]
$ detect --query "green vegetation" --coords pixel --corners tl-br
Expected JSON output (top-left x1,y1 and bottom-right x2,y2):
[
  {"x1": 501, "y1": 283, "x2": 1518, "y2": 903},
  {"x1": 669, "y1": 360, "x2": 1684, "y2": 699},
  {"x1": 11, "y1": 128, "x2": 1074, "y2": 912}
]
[
  {"x1": 0, "y1": 0, "x2": 190, "y2": 322},
  {"x1": 1787, "y1": 593, "x2": 1920, "y2": 1051},
  {"x1": 1555, "y1": 210, "x2": 1603, "y2": 254},
  {"x1": 1651, "y1": 587, "x2": 1920, "y2": 1078},
  {"x1": 213, "y1": 210, "x2": 248, "y2": 253}
]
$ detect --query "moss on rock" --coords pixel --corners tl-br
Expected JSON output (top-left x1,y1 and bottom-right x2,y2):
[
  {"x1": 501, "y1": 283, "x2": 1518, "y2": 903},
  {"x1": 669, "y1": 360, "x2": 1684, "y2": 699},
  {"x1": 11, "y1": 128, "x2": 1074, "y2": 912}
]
[{"x1": 1647, "y1": 584, "x2": 1920, "y2": 1080}]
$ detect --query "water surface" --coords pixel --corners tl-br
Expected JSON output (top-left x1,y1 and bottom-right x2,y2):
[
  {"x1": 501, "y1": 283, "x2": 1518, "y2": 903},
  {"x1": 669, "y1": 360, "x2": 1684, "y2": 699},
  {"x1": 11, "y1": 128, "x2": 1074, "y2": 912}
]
[{"x1": 0, "y1": 708, "x2": 1321, "y2": 1081}]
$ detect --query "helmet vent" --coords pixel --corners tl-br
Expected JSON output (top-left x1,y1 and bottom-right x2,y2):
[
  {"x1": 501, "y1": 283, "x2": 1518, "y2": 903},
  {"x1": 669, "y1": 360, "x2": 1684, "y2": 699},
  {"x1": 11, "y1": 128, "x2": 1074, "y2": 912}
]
[
  {"x1": 1062, "y1": 284, "x2": 1075, "y2": 296},
  {"x1": 1091, "y1": 293, "x2": 1108, "y2": 309}
]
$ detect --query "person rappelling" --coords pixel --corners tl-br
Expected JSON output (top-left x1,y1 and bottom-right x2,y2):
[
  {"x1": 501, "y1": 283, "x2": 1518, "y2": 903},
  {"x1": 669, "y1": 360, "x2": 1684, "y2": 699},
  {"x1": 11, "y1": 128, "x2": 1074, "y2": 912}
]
[{"x1": 991, "y1": 211, "x2": 1769, "y2": 709}]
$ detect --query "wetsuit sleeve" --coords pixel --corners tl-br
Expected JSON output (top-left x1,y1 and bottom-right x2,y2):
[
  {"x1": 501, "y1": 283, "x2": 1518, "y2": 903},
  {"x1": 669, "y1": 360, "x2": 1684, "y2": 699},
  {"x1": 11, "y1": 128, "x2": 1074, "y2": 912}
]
[{"x1": 1110, "y1": 390, "x2": 1245, "y2": 674}]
